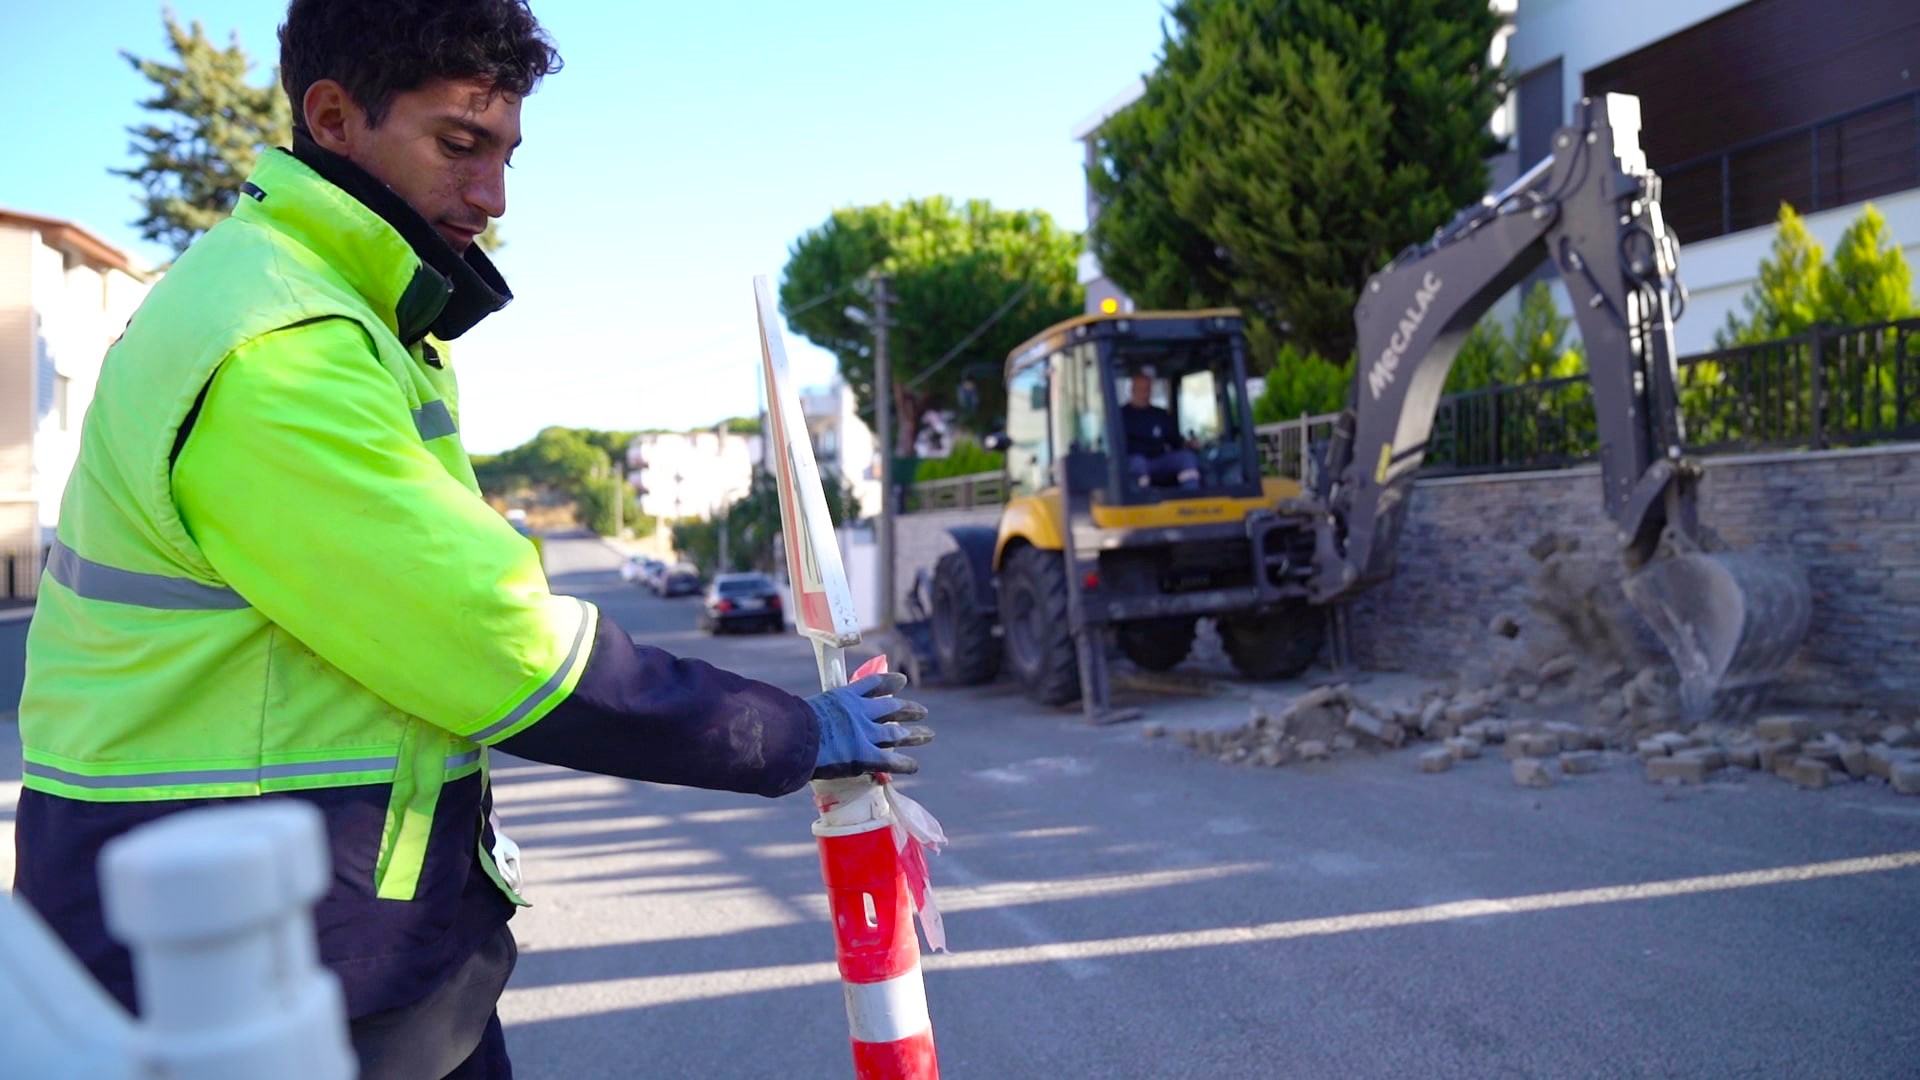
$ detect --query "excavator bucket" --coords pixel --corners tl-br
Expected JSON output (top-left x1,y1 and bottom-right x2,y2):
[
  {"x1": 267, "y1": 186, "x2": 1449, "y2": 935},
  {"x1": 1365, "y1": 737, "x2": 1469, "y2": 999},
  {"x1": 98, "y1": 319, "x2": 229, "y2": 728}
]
[{"x1": 1623, "y1": 550, "x2": 1812, "y2": 723}]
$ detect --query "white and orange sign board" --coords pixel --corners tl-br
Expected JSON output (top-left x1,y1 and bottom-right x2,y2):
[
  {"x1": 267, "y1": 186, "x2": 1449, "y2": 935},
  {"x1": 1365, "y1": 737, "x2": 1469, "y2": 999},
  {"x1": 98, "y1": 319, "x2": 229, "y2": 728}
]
[{"x1": 753, "y1": 275, "x2": 863, "y2": 648}]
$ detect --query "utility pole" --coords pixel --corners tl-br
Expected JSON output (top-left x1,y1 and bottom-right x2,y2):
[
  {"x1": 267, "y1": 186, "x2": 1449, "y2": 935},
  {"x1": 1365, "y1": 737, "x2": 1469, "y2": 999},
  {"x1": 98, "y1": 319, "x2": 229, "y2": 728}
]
[
  {"x1": 873, "y1": 273, "x2": 895, "y2": 635},
  {"x1": 612, "y1": 465, "x2": 624, "y2": 537}
]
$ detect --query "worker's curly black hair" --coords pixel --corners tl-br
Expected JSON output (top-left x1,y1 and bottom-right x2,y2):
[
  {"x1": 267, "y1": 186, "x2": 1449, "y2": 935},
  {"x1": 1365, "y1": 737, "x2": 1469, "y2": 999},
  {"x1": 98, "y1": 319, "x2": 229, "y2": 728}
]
[{"x1": 278, "y1": 0, "x2": 562, "y2": 131}]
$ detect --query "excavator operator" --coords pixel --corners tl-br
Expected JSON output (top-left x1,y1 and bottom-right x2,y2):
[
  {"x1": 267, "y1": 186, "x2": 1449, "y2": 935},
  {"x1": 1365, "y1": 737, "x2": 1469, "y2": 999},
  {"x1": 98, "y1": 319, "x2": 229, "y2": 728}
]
[{"x1": 1121, "y1": 369, "x2": 1201, "y2": 491}]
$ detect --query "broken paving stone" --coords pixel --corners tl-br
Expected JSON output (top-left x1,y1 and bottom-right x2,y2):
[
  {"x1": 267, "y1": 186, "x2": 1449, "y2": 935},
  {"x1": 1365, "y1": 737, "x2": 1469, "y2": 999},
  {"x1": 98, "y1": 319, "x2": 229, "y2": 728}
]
[
  {"x1": 1560, "y1": 750, "x2": 1605, "y2": 775},
  {"x1": 1800, "y1": 742, "x2": 1843, "y2": 768},
  {"x1": 1538, "y1": 655, "x2": 1581, "y2": 684},
  {"x1": 1727, "y1": 743, "x2": 1762, "y2": 770},
  {"x1": 1331, "y1": 732, "x2": 1359, "y2": 752},
  {"x1": 1755, "y1": 714, "x2": 1814, "y2": 742},
  {"x1": 1757, "y1": 739, "x2": 1802, "y2": 772},
  {"x1": 1892, "y1": 763, "x2": 1920, "y2": 796},
  {"x1": 1142, "y1": 722, "x2": 1168, "y2": 739},
  {"x1": 1882, "y1": 724, "x2": 1919, "y2": 749},
  {"x1": 1511, "y1": 758, "x2": 1554, "y2": 788},
  {"x1": 1590, "y1": 690, "x2": 1627, "y2": 724},
  {"x1": 1461, "y1": 720, "x2": 1508, "y2": 745},
  {"x1": 1544, "y1": 721, "x2": 1595, "y2": 752},
  {"x1": 1865, "y1": 745, "x2": 1920, "y2": 780},
  {"x1": 1788, "y1": 758, "x2": 1836, "y2": 790},
  {"x1": 1638, "y1": 738, "x2": 1673, "y2": 761},
  {"x1": 1506, "y1": 732, "x2": 1562, "y2": 761},
  {"x1": 1419, "y1": 748, "x2": 1455, "y2": 774},
  {"x1": 1282, "y1": 686, "x2": 1341, "y2": 719},
  {"x1": 1444, "y1": 699, "x2": 1490, "y2": 727},
  {"x1": 1684, "y1": 746, "x2": 1728, "y2": 772},
  {"x1": 1646, "y1": 754, "x2": 1713, "y2": 784},
  {"x1": 1297, "y1": 739, "x2": 1331, "y2": 761},
  {"x1": 1625, "y1": 668, "x2": 1666, "y2": 706},
  {"x1": 1445, "y1": 736, "x2": 1484, "y2": 761},
  {"x1": 1175, "y1": 729, "x2": 1199, "y2": 748},
  {"x1": 1255, "y1": 746, "x2": 1288, "y2": 768},
  {"x1": 1839, "y1": 742, "x2": 1871, "y2": 780}
]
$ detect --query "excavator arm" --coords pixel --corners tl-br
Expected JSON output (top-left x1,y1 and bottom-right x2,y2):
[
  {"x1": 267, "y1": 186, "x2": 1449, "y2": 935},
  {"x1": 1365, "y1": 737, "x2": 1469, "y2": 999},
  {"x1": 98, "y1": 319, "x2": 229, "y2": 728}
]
[{"x1": 1302, "y1": 93, "x2": 1809, "y2": 720}]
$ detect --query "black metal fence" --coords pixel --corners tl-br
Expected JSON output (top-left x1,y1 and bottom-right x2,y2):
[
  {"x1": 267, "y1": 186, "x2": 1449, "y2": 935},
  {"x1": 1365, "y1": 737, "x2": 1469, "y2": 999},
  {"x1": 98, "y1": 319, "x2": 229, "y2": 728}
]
[
  {"x1": 1661, "y1": 90, "x2": 1920, "y2": 243},
  {"x1": 3, "y1": 543, "x2": 48, "y2": 602},
  {"x1": 1431, "y1": 317, "x2": 1920, "y2": 474},
  {"x1": 1258, "y1": 317, "x2": 1920, "y2": 480}
]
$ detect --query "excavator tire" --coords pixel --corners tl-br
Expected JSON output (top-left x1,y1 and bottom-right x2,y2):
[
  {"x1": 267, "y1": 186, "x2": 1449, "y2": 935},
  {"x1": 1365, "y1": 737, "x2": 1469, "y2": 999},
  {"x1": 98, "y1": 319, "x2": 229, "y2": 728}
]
[
  {"x1": 1220, "y1": 606, "x2": 1324, "y2": 681},
  {"x1": 1118, "y1": 617, "x2": 1197, "y2": 672},
  {"x1": 1000, "y1": 546, "x2": 1081, "y2": 706},
  {"x1": 930, "y1": 550, "x2": 1001, "y2": 685}
]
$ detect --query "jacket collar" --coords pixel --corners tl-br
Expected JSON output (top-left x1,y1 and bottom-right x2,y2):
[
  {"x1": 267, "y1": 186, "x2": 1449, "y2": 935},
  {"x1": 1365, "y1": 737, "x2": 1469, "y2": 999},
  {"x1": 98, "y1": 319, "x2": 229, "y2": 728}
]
[{"x1": 231, "y1": 135, "x2": 511, "y2": 345}]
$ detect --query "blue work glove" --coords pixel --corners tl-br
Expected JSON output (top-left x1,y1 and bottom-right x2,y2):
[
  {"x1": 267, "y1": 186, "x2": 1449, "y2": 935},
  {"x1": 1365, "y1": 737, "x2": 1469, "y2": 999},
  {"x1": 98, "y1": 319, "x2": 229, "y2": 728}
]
[{"x1": 808, "y1": 672, "x2": 933, "y2": 780}]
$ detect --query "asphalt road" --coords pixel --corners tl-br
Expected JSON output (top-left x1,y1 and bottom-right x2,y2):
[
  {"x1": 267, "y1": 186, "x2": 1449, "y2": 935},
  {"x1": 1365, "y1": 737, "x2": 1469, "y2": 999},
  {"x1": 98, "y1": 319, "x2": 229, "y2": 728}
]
[
  {"x1": 2, "y1": 536, "x2": 1916, "y2": 1077},
  {"x1": 499, "y1": 534, "x2": 1920, "y2": 1079}
]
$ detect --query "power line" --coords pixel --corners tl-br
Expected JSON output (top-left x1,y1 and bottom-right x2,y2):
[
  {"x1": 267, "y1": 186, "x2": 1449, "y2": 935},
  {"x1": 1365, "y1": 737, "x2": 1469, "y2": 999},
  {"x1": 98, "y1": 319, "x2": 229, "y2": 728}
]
[{"x1": 905, "y1": 280, "x2": 1034, "y2": 391}]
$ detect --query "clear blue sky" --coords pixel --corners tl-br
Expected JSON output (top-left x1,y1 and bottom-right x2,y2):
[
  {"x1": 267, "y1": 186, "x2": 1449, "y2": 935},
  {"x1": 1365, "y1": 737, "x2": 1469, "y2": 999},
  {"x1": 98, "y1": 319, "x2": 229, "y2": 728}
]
[{"x1": 0, "y1": 0, "x2": 1172, "y2": 452}]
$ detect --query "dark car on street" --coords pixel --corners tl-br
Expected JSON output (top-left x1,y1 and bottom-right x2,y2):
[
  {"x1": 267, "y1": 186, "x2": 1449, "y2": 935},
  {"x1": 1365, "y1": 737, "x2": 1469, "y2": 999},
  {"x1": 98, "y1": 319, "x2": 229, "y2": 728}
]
[
  {"x1": 699, "y1": 573, "x2": 784, "y2": 634},
  {"x1": 656, "y1": 562, "x2": 702, "y2": 598}
]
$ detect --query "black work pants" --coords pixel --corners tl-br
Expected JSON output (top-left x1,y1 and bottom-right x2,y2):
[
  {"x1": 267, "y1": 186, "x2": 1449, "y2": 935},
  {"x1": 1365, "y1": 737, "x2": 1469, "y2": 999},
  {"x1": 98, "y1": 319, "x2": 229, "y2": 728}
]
[{"x1": 350, "y1": 923, "x2": 517, "y2": 1079}]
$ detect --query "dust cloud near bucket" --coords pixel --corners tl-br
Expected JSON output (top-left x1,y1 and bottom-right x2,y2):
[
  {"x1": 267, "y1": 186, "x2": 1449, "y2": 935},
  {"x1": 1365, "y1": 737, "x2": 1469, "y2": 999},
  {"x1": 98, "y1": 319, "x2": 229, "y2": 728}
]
[{"x1": 1623, "y1": 550, "x2": 1813, "y2": 724}]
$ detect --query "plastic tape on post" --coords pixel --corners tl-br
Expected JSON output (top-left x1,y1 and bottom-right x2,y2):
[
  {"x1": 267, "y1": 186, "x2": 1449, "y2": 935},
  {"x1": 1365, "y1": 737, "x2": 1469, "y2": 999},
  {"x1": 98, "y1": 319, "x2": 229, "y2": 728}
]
[{"x1": 814, "y1": 817, "x2": 937, "y2": 1078}]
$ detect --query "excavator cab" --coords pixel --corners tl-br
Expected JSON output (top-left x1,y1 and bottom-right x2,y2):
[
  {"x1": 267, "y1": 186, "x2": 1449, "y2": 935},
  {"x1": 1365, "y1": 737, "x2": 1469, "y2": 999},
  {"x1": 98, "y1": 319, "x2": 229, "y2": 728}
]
[{"x1": 1045, "y1": 311, "x2": 1264, "y2": 507}]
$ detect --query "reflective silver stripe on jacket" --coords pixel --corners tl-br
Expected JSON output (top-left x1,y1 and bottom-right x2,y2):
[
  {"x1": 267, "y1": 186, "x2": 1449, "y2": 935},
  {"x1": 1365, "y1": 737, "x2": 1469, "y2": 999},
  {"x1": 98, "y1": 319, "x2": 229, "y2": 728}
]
[
  {"x1": 469, "y1": 598, "x2": 593, "y2": 744},
  {"x1": 46, "y1": 539, "x2": 249, "y2": 611},
  {"x1": 413, "y1": 400, "x2": 457, "y2": 440},
  {"x1": 24, "y1": 749, "x2": 483, "y2": 791}
]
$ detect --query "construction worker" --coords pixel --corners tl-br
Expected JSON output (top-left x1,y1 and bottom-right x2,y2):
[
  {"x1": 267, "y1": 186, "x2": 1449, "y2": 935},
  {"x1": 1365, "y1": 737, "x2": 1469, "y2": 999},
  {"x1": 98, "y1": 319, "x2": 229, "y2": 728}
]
[
  {"x1": 1121, "y1": 369, "x2": 1201, "y2": 489},
  {"x1": 10, "y1": 1, "x2": 930, "y2": 1076}
]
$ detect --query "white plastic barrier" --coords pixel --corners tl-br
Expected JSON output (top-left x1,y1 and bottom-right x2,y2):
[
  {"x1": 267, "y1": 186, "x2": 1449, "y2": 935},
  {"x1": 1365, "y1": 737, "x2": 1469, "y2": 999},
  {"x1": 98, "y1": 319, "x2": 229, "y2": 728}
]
[{"x1": 0, "y1": 801, "x2": 354, "y2": 1079}]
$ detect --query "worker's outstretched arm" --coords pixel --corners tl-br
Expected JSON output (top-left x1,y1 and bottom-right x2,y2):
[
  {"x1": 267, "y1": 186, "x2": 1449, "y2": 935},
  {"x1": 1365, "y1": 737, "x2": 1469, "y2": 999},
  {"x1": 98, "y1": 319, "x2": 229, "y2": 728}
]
[{"x1": 173, "y1": 318, "x2": 929, "y2": 797}]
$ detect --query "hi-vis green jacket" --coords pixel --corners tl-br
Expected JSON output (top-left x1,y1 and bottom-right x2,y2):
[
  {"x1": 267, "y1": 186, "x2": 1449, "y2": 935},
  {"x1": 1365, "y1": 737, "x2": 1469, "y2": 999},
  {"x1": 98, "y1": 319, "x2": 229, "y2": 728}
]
[{"x1": 14, "y1": 142, "x2": 819, "y2": 1019}]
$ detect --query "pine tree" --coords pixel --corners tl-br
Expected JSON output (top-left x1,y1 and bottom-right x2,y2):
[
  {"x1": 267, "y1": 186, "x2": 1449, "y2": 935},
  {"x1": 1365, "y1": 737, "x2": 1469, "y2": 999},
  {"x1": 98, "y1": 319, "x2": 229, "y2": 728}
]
[{"x1": 113, "y1": 11, "x2": 292, "y2": 256}]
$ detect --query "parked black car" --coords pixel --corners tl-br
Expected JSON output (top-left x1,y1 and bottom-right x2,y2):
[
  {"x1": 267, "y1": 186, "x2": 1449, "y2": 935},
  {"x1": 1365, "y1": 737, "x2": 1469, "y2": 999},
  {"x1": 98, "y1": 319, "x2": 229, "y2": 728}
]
[
  {"x1": 699, "y1": 573, "x2": 784, "y2": 634},
  {"x1": 658, "y1": 563, "x2": 703, "y2": 597}
]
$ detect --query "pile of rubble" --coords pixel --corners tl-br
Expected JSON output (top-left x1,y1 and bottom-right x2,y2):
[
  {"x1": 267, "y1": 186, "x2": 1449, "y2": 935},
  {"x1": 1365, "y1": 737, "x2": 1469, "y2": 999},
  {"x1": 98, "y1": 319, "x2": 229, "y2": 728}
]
[
  {"x1": 1147, "y1": 532, "x2": 1920, "y2": 795},
  {"x1": 1149, "y1": 678, "x2": 1920, "y2": 795}
]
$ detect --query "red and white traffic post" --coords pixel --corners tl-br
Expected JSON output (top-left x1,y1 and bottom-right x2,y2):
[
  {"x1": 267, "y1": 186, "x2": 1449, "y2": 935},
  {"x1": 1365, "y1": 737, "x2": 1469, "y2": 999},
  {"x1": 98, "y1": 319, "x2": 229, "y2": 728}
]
[{"x1": 754, "y1": 276, "x2": 942, "y2": 1079}]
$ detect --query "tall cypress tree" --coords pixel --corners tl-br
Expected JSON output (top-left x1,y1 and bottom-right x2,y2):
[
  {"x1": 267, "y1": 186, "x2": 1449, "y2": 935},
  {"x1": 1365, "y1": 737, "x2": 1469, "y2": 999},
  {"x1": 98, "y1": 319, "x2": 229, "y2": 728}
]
[{"x1": 1089, "y1": 0, "x2": 1505, "y2": 367}]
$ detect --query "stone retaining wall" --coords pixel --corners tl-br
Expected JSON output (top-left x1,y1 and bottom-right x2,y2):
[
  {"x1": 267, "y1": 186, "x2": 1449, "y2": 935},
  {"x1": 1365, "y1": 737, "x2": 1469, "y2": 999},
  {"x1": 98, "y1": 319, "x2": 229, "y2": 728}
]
[{"x1": 1350, "y1": 445, "x2": 1920, "y2": 706}]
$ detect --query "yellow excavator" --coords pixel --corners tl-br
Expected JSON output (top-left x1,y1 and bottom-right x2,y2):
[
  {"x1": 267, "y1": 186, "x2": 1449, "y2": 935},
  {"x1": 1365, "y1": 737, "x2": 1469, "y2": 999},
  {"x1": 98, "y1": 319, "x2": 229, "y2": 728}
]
[{"x1": 927, "y1": 94, "x2": 1810, "y2": 723}]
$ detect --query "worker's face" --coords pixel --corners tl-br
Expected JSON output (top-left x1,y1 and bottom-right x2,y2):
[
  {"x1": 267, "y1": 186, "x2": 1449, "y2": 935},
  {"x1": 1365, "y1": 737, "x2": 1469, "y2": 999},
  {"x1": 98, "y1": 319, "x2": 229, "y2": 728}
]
[
  {"x1": 1131, "y1": 374, "x2": 1152, "y2": 407},
  {"x1": 302, "y1": 77, "x2": 521, "y2": 253}
]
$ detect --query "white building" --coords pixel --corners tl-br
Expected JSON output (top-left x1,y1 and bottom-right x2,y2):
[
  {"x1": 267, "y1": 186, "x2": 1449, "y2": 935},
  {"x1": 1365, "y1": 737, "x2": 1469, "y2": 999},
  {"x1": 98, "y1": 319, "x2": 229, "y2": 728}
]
[
  {"x1": 0, "y1": 209, "x2": 152, "y2": 599},
  {"x1": 625, "y1": 425, "x2": 761, "y2": 523},
  {"x1": 1503, "y1": 0, "x2": 1919, "y2": 352},
  {"x1": 800, "y1": 376, "x2": 882, "y2": 518}
]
